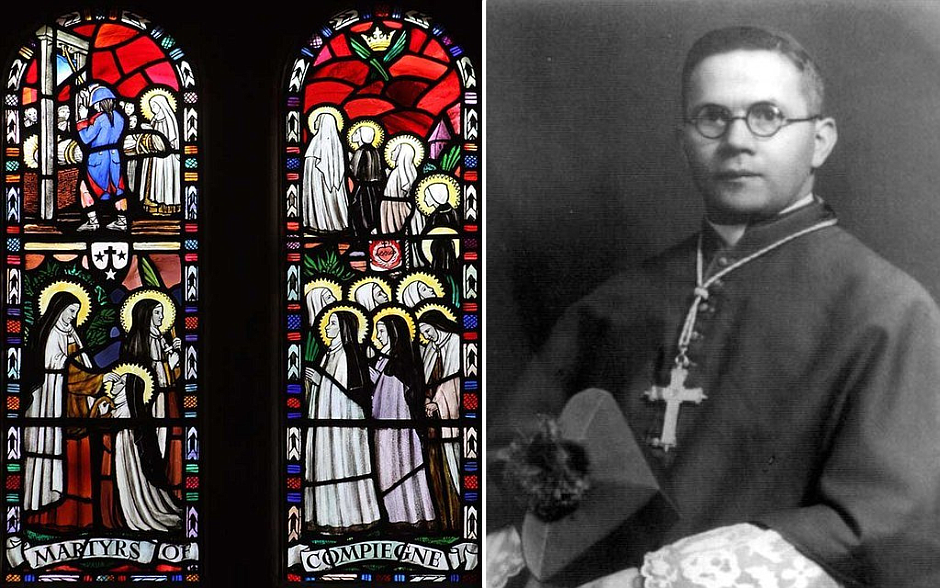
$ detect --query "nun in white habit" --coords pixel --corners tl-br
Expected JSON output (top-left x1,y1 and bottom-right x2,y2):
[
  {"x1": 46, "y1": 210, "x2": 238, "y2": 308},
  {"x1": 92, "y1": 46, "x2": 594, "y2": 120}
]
[
  {"x1": 304, "y1": 286, "x2": 338, "y2": 327},
  {"x1": 302, "y1": 111, "x2": 349, "y2": 232},
  {"x1": 401, "y1": 280, "x2": 437, "y2": 308},
  {"x1": 381, "y1": 142, "x2": 418, "y2": 234},
  {"x1": 353, "y1": 282, "x2": 390, "y2": 311},
  {"x1": 139, "y1": 94, "x2": 181, "y2": 215},
  {"x1": 108, "y1": 373, "x2": 182, "y2": 532}
]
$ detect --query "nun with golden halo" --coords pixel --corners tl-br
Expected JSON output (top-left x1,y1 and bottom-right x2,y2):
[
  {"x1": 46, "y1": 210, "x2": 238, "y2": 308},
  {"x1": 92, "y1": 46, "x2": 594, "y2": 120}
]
[
  {"x1": 304, "y1": 278, "x2": 343, "y2": 326},
  {"x1": 396, "y1": 271, "x2": 445, "y2": 309},
  {"x1": 347, "y1": 120, "x2": 386, "y2": 239},
  {"x1": 415, "y1": 303, "x2": 463, "y2": 532},
  {"x1": 138, "y1": 88, "x2": 181, "y2": 215},
  {"x1": 380, "y1": 134, "x2": 425, "y2": 234},
  {"x1": 349, "y1": 277, "x2": 393, "y2": 360},
  {"x1": 102, "y1": 366, "x2": 182, "y2": 532},
  {"x1": 416, "y1": 174, "x2": 461, "y2": 272},
  {"x1": 302, "y1": 106, "x2": 349, "y2": 233},
  {"x1": 22, "y1": 281, "x2": 117, "y2": 529},
  {"x1": 370, "y1": 305, "x2": 436, "y2": 529},
  {"x1": 304, "y1": 278, "x2": 343, "y2": 364},
  {"x1": 348, "y1": 276, "x2": 392, "y2": 312},
  {"x1": 303, "y1": 302, "x2": 381, "y2": 533},
  {"x1": 120, "y1": 289, "x2": 183, "y2": 496}
]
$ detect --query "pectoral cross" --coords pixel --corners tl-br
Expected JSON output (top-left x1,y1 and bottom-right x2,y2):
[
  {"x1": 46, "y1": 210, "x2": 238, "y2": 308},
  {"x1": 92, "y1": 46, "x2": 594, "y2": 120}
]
[{"x1": 643, "y1": 364, "x2": 707, "y2": 452}]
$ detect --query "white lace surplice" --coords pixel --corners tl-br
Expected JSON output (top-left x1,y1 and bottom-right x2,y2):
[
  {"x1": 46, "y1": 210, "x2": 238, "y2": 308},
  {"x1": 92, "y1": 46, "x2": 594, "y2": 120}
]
[
  {"x1": 485, "y1": 524, "x2": 842, "y2": 588},
  {"x1": 641, "y1": 523, "x2": 841, "y2": 588}
]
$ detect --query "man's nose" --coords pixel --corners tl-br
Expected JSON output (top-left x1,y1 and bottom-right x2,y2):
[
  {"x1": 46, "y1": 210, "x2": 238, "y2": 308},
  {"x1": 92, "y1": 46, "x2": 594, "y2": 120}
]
[{"x1": 721, "y1": 117, "x2": 757, "y2": 151}]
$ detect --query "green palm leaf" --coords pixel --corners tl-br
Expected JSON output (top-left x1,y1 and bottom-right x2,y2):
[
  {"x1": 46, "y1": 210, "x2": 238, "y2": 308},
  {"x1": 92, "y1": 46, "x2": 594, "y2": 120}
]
[
  {"x1": 349, "y1": 37, "x2": 371, "y2": 60},
  {"x1": 349, "y1": 37, "x2": 392, "y2": 81},
  {"x1": 441, "y1": 144, "x2": 461, "y2": 172},
  {"x1": 303, "y1": 247, "x2": 355, "y2": 282},
  {"x1": 368, "y1": 57, "x2": 391, "y2": 81},
  {"x1": 383, "y1": 31, "x2": 407, "y2": 63},
  {"x1": 447, "y1": 275, "x2": 460, "y2": 308},
  {"x1": 138, "y1": 255, "x2": 165, "y2": 288}
]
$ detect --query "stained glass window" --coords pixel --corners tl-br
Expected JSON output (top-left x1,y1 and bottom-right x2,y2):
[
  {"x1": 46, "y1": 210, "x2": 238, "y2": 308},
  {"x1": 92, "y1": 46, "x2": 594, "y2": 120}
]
[
  {"x1": 1, "y1": 9, "x2": 202, "y2": 583},
  {"x1": 281, "y1": 5, "x2": 480, "y2": 584}
]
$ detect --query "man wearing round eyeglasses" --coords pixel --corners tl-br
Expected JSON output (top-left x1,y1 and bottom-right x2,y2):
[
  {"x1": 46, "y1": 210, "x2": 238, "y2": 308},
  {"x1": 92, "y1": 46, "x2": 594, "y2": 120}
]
[
  {"x1": 488, "y1": 25, "x2": 940, "y2": 588},
  {"x1": 681, "y1": 39, "x2": 835, "y2": 228}
]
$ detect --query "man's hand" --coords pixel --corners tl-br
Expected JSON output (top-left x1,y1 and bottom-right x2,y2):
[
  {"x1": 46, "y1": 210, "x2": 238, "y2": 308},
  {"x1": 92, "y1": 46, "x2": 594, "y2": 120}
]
[
  {"x1": 485, "y1": 527, "x2": 525, "y2": 588},
  {"x1": 78, "y1": 105, "x2": 89, "y2": 119}
]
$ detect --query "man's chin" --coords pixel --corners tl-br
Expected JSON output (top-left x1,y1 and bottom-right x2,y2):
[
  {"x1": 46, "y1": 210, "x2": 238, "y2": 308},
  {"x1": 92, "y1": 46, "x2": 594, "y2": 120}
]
[{"x1": 703, "y1": 196, "x2": 771, "y2": 225}]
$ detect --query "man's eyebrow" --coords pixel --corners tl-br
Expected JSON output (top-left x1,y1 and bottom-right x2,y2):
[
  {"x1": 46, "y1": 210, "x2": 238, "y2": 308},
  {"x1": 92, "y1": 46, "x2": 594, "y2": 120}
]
[{"x1": 690, "y1": 99, "x2": 783, "y2": 108}]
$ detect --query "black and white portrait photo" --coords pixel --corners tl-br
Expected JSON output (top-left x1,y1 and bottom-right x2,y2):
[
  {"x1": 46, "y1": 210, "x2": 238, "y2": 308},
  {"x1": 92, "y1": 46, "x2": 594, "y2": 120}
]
[{"x1": 485, "y1": 2, "x2": 940, "y2": 587}]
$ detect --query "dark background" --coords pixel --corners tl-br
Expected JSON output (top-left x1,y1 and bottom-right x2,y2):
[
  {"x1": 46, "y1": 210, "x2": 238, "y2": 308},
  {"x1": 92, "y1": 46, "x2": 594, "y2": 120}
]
[
  {"x1": 0, "y1": 2, "x2": 481, "y2": 587},
  {"x1": 486, "y1": 0, "x2": 940, "y2": 420}
]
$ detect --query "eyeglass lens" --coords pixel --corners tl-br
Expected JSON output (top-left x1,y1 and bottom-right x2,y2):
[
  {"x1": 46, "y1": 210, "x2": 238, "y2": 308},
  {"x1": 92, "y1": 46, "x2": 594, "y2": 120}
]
[{"x1": 692, "y1": 103, "x2": 786, "y2": 138}]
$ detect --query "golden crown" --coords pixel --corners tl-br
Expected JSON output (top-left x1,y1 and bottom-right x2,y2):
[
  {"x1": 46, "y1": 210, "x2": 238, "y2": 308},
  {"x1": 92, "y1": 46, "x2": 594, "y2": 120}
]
[{"x1": 362, "y1": 26, "x2": 394, "y2": 52}]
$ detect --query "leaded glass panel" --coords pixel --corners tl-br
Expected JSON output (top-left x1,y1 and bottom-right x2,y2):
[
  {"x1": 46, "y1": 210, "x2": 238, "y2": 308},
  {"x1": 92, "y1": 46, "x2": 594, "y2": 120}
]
[
  {"x1": 281, "y1": 6, "x2": 480, "y2": 584},
  {"x1": 1, "y1": 9, "x2": 202, "y2": 583}
]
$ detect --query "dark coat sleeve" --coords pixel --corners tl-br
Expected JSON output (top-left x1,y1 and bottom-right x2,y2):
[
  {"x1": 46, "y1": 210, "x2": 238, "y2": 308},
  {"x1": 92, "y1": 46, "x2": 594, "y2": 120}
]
[{"x1": 755, "y1": 288, "x2": 940, "y2": 588}]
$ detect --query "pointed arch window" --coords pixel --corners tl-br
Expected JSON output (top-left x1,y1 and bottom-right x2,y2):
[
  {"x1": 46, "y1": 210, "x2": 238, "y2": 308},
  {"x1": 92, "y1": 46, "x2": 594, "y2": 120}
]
[
  {"x1": 280, "y1": 5, "x2": 480, "y2": 583},
  {"x1": 1, "y1": 9, "x2": 203, "y2": 582}
]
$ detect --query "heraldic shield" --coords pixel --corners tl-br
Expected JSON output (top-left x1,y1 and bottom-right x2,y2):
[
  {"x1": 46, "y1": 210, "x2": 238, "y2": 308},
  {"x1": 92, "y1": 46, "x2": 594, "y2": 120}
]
[{"x1": 88, "y1": 241, "x2": 131, "y2": 282}]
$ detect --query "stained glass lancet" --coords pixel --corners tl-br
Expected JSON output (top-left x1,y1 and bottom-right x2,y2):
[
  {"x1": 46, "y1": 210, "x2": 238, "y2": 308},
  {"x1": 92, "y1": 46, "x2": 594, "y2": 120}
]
[
  {"x1": 1, "y1": 9, "x2": 203, "y2": 583},
  {"x1": 281, "y1": 6, "x2": 480, "y2": 584}
]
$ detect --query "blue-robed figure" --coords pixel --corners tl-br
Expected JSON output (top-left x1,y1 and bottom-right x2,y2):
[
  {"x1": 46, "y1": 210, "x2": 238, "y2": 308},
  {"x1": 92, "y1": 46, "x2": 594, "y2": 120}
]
[{"x1": 76, "y1": 85, "x2": 129, "y2": 232}]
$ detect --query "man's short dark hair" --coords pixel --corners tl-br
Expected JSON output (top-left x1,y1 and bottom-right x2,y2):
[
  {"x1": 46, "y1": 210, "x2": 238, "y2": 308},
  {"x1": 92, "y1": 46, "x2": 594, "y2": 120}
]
[{"x1": 681, "y1": 26, "x2": 825, "y2": 114}]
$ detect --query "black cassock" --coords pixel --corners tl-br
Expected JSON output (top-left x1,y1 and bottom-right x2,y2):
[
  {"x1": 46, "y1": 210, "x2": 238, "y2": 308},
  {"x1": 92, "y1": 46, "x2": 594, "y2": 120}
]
[
  {"x1": 423, "y1": 203, "x2": 459, "y2": 272},
  {"x1": 348, "y1": 144, "x2": 383, "y2": 239},
  {"x1": 489, "y1": 198, "x2": 940, "y2": 587}
]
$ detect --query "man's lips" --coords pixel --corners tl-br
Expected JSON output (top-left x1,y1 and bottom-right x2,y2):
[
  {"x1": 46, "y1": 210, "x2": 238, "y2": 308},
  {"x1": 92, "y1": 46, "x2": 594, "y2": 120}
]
[{"x1": 714, "y1": 170, "x2": 761, "y2": 180}]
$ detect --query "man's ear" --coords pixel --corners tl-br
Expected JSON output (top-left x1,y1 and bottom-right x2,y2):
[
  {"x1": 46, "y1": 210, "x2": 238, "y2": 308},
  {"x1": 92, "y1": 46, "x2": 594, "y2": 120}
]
[{"x1": 811, "y1": 116, "x2": 837, "y2": 169}]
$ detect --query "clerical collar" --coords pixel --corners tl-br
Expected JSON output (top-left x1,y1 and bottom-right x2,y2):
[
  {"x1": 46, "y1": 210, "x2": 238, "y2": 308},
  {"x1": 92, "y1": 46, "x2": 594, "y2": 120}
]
[
  {"x1": 706, "y1": 221, "x2": 746, "y2": 248},
  {"x1": 706, "y1": 193, "x2": 816, "y2": 247}
]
